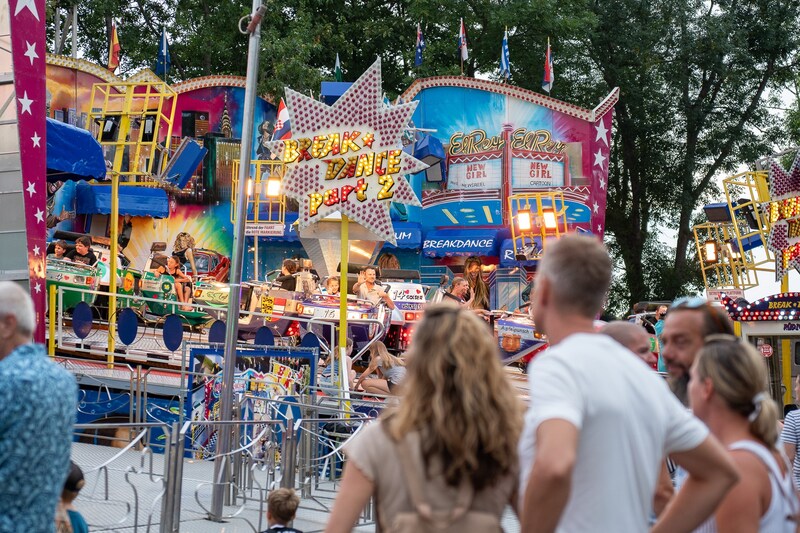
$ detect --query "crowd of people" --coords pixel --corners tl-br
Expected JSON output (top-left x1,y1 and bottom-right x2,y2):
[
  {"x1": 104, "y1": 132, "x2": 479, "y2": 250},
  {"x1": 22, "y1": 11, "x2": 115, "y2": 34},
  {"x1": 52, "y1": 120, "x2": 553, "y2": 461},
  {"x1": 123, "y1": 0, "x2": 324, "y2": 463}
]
[
  {"x1": 325, "y1": 234, "x2": 800, "y2": 532},
  {"x1": 11, "y1": 231, "x2": 800, "y2": 532}
]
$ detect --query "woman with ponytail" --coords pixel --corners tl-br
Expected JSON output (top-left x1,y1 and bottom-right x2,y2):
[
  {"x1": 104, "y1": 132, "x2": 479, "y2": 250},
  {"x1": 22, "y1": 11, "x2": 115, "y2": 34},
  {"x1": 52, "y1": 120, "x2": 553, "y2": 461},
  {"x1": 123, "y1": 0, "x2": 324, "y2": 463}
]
[{"x1": 688, "y1": 334, "x2": 799, "y2": 532}]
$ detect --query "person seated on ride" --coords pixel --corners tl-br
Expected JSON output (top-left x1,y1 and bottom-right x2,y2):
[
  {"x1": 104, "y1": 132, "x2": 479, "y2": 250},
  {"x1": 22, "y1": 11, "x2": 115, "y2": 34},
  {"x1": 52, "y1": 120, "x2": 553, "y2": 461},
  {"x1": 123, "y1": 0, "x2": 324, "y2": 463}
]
[
  {"x1": 167, "y1": 254, "x2": 194, "y2": 311},
  {"x1": 324, "y1": 276, "x2": 339, "y2": 296},
  {"x1": 47, "y1": 240, "x2": 68, "y2": 260},
  {"x1": 318, "y1": 338, "x2": 356, "y2": 395},
  {"x1": 172, "y1": 231, "x2": 197, "y2": 277},
  {"x1": 65, "y1": 236, "x2": 98, "y2": 267},
  {"x1": 352, "y1": 266, "x2": 395, "y2": 309},
  {"x1": 354, "y1": 341, "x2": 406, "y2": 395},
  {"x1": 442, "y1": 276, "x2": 469, "y2": 305},
  {"x1": 275, "y1": 259, "x2": 297, "y2": 291}
]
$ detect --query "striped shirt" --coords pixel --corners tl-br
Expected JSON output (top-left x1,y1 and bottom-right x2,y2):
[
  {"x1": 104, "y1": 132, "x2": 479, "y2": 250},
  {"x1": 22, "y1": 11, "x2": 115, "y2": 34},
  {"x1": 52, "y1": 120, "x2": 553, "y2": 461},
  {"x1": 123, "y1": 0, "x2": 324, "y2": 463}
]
[{"x1": 780, "y1": 410, "x2": 800, "y2": 490}]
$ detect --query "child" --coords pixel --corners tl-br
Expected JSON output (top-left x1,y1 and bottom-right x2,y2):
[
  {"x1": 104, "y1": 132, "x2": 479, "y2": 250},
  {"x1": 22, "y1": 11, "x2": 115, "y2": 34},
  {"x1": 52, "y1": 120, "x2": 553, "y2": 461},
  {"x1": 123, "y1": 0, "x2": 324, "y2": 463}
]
[
  {"x1": 261, "y1": 487, "x2": 302, "y2": 532},
  {"x1": 56, "y1": 461, "x2": 89, "y2": 533},
  {"x1": 48, "y1": 240, "x2": 68, "y2": 260},
  {"x1": 325, "y1": 276, "x2": 339, "y2": 296}
]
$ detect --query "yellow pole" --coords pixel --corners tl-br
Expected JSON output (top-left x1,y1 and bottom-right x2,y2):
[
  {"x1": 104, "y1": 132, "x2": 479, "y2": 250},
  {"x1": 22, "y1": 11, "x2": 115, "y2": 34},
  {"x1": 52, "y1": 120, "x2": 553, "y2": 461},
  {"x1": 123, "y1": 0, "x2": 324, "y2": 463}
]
[
  {"x1": 338, "y1": 216, "x2": 350, "y2": 412},
  {"x1": 48, "y1": 284, "x2": 56, "y2": 356},
  {"x1": 106, "y1": 89, "x2": 133, "y2": 367},
  {"x1": 782, "y1": 274, "x2": 792, "y2": 406}
]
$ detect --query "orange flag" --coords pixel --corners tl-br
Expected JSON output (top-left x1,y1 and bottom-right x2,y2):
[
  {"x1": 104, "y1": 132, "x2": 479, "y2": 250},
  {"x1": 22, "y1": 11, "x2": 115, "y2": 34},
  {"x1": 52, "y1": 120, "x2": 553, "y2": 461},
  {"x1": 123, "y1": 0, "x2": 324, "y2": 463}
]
[{"x1": 107, "y1": 22, "x2": 120, "y2": 72}]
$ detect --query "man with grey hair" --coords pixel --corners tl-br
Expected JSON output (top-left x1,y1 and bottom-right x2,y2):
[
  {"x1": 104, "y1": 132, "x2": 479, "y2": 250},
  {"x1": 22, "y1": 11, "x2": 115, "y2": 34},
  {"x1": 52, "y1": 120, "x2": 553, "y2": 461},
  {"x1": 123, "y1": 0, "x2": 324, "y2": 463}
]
[
  {"x1": 601, "y1": 320, "x2": 656, "y2": 366},
  {"x1": 0, "y1": 282, "x2": 77, "y2": 532},
  {"x1": 519, "y1": 234, "x2": 737, "y2": 533}
]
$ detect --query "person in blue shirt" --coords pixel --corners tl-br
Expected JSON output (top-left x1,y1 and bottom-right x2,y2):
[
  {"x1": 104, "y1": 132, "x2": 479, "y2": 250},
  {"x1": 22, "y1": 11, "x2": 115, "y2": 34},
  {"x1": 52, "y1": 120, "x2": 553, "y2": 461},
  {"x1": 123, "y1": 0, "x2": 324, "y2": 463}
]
[
  {"x1": 56, "y1": 462, "x2": 89, "y2": 533},
  {"x1": 0, "y1": 281, "x2": 77, "y2": 532},
  {"x1": 654, "y1": 305, "x2": 668, "y2": 372}
]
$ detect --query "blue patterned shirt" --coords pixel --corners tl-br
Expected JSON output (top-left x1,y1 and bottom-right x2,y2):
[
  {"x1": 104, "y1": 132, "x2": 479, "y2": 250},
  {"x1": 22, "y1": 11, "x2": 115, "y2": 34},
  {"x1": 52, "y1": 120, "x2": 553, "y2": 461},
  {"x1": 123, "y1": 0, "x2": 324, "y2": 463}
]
[{"x1": 0, "y1": 343, "x2": 77, "y2": 533}]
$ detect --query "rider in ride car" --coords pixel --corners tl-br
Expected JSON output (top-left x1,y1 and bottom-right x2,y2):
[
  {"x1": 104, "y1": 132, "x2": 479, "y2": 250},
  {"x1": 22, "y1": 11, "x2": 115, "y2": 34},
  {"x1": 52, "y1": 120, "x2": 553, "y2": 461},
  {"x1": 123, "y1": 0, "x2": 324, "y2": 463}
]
[
  {"x1": 275, "y1": 259, "x2": 298, "y2": 291},
  {"x1": 352, "y1": 266, "x2": 395, "y2": 309},
  {"x1": 65, "y1": 236, "x2": 98, "y2": 267}
]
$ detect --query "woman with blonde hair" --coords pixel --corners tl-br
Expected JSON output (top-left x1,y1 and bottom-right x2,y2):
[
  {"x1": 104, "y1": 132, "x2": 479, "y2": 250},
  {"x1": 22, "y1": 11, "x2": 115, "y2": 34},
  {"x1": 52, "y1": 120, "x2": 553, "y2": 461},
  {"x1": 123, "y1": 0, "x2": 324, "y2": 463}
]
[
  {"x1": 463, "y1": 256, "x2": 489, "y2": 311},
  {"x1": 326, "y1": 305, "x2": 522, "y2": 532},
  {"x1": 688, "y1": 334, "x2": 799, "y2": 532},
  {"x1": 353, "y1": 341, "x2": 405, "y2": 395}
]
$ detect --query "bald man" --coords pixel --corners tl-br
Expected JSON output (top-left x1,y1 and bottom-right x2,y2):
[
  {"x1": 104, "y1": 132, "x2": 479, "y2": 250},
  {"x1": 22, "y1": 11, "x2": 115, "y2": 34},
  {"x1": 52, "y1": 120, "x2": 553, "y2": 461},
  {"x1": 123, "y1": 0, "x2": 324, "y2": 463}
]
[{"x1": 601, "y1": 321, "x2": 656, "y2": 366}]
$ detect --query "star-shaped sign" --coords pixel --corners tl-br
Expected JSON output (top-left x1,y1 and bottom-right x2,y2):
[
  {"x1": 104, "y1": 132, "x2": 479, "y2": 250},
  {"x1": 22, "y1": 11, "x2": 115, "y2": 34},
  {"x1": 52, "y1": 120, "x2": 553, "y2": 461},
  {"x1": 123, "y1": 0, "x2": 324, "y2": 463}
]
[
  {"x1": 18, "y1": 91, "x2": 33, "y2": 115},
  {"x1": 595, "y1": 120, "x2": 609, "y2": 146},
  {"x1": 31, "y1": 132, "x2": 40, "y2": 148},
  {"x1": 264, "y1": 58, "x2": 426, "y2": 244},
  {"x1": 766, "y1": 151, "x2": 800, "y2": 280},
  {"x1": 24, "y1": 41, "x2": 38, "y2": 65},
  {"x1": 34, "y1": 208, "x2": 43, "y2": 224},
  {"x1": 593, "y1": 147, "x2": 606, "y2": 169},
  {"x1": 13, "y1": 0, "x2": 40, "y2": 21},
  {"x1": 26, "y1": 181, "x2": 36, "y2": 197}
]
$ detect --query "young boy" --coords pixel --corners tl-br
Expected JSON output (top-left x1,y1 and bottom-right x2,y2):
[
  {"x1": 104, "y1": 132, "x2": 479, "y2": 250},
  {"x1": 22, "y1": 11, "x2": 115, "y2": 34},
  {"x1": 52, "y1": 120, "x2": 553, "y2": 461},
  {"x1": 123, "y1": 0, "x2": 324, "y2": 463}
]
[
  {"x1": 261, "y1": 488, "x2": 302, "y2": 532},
  {"x1": 56, "y1": 461, "x2": 89, "y2": 533}
]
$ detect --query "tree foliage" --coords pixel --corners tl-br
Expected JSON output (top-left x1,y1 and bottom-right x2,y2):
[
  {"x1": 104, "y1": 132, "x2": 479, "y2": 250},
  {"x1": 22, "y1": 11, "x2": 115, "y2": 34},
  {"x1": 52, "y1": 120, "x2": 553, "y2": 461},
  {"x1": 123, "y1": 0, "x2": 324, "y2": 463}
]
[{"x1": 46, "y1": 0, "x2": 800, "y2": 309}]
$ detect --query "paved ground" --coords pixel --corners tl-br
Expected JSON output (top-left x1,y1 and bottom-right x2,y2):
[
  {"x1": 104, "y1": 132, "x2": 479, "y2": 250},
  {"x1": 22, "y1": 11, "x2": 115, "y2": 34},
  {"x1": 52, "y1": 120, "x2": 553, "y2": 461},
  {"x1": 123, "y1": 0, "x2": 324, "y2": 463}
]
[{"x1": 71, "y1": 441, "x2": 520, "y2": 532}]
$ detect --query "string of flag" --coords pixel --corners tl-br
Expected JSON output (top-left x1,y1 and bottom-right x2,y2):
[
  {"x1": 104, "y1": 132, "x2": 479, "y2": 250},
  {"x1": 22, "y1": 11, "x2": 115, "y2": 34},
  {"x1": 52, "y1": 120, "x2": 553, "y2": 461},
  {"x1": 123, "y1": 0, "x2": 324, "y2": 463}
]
[{"x1": 408, "y1": 22, "x2": 553, "y2": 92}]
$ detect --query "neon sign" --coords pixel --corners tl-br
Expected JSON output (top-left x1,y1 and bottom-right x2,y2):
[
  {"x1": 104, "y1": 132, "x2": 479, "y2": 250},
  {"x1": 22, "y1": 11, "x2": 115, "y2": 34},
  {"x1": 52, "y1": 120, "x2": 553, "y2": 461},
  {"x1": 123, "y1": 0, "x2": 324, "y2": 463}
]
[{"x1": 264, "y1": 59, "x2": 425, "y2": 243}]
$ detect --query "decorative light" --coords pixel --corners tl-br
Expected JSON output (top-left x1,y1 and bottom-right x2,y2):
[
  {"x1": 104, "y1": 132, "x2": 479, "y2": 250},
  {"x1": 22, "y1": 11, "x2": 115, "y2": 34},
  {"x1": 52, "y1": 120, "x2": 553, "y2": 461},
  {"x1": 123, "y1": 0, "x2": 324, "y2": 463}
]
[
  {"x1": 704, "y1": 240, "x2": 718, "y2": 264},
  {"x1": 246, "y1": 178, "x2": 254, "y2": 197},
  {"x1": 266, "y1": 173, "x2": 282, "y2": 197},
  {"x1": 542, "y1": 209, "x2": 557, "y2": 231},
  {"x1": 517, "y1": 209, "x2": 532, "y2": 231}
]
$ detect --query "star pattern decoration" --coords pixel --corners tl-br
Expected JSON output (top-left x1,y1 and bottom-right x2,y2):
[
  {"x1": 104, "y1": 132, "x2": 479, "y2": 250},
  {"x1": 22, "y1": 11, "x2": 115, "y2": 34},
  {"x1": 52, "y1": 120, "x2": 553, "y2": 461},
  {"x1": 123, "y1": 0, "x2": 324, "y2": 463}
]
[
  {"x1": 34, "y1": 208, "x2": 44, "y2": 224},
  {"x1": 31, "y1": 132, "x2": 40, "y2": 147},
  {"x1": 13, "y1": 0, "x2": 40, "y2": 20},
  {"x1": 264, "y1": 58, "x2": 426, "y2": 244},
  {"x1": 18, "y1": 91, "x2": 33, "y2": 115},
  {"x1": 26, "y1": 181, "x2": 35, "y2": 197},
  {"x1": 595, "y1": 119, "x2": 609, "y2": 146},
  {"x1": 593, "y1": 201, "x2": 599, "y2": 214},
  {"x1": 599, "y1": 176, "x2": 606, "y2": 190},
  {"x1": 32, "y1": 244, "x2": 40, "y2": 256},
  {"x1": 33, "y1": 282, "x2": 41, "y2": 294},
  {"x1": 593, "y1": 147, "x2": 606, "y2": 169},
  {"x1": 766, "y1": 151, "x2": 800, "y2": 280},
  {"x1": 23, "y1": 41, "x2": 38, "y2": 64}
]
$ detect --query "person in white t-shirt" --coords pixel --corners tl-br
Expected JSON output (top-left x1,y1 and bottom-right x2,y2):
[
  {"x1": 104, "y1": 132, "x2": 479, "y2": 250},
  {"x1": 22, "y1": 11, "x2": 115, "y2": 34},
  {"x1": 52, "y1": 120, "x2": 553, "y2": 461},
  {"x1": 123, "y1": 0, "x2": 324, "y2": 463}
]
[{"x1": 519, "y1": 234, "x2": 738, "y2": 533}]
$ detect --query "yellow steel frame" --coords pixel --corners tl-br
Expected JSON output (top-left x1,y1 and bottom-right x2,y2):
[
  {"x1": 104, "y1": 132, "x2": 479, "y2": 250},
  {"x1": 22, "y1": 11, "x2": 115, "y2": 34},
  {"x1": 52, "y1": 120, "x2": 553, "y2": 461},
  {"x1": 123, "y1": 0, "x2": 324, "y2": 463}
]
[
  {"x1": 231, "y1": 160, "x2": 286, "y2": 225},
  {"x1": 721, "y1": 170, "x2": 775, "y2": 278},
  {"x1": 692, "y1": 222, "x2": 758, "y2": 290},
  {"x1": 87, "y1": 81, "x2": 178, "y2": 181},
  {"x1": 86, "y1": 81, "x2": 176, "y2": 365},
  {"x1": 507, "y1": 191, "x2": 568, "y2": 260}
]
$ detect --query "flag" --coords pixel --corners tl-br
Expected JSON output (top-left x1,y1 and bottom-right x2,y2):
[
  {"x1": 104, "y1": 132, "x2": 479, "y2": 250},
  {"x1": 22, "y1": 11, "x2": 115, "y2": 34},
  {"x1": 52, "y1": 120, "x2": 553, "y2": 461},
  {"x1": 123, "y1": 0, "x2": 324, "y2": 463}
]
[
  {"x1": 458, "y1": 18, "x2": 468, "y2": 62},
  {"x1": 415, "y1": 23, "x2": 425, "y2": 66},
  {"x1": 107, "y1": 21, "x2": 120, "y2": 72},
  {"x1": 335, "y1": 54, "x2": 342, "y2": 82},
  {"x1": 499, "y1": 29, "x2": 510, "y2": 80},
  {"x1": 542, "y1": 37, "x2": 554, "y2": 94},
  {"x1": 272, "y1": 98, "x2": 291, "y2": 141},
  {"x1": 155, "y1": 27, "x2": 171, "y2": 77}
]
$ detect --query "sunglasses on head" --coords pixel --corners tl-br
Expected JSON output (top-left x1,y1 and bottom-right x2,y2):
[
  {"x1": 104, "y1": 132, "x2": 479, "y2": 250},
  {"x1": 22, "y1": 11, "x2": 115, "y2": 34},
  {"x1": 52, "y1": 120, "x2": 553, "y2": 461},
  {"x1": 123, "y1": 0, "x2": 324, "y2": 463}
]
[
  {"x1": 670, "y1": 296, "x2": 707, "y2": 310},
  {"x1": 671, "y1": 296, "x2": 730, "y2": 334}
]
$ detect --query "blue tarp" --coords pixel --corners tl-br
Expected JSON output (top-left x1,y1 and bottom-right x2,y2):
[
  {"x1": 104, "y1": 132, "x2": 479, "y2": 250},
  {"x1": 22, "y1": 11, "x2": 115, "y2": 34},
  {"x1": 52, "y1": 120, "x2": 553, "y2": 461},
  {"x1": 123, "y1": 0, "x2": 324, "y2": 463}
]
[
  {"x1": 76, "y1": 181, "x2": 169, "y2": 218},
  {"x1": 384, "y1": 222, "x2": 422, "y2": 249},
  {"x1": 46, "y1": 118, "x2": 106, "y2": 182},
  {"x1": 422, "y1": 229, "x2": 500, "y2": 257}
]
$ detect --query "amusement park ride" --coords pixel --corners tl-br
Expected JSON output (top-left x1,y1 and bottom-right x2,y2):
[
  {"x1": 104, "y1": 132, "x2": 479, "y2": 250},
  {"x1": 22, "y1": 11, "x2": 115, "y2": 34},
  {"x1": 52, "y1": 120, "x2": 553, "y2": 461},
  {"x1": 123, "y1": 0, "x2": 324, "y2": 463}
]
[{"x1": 692, "y1": 153, "x2": 800, "y2": 407}]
